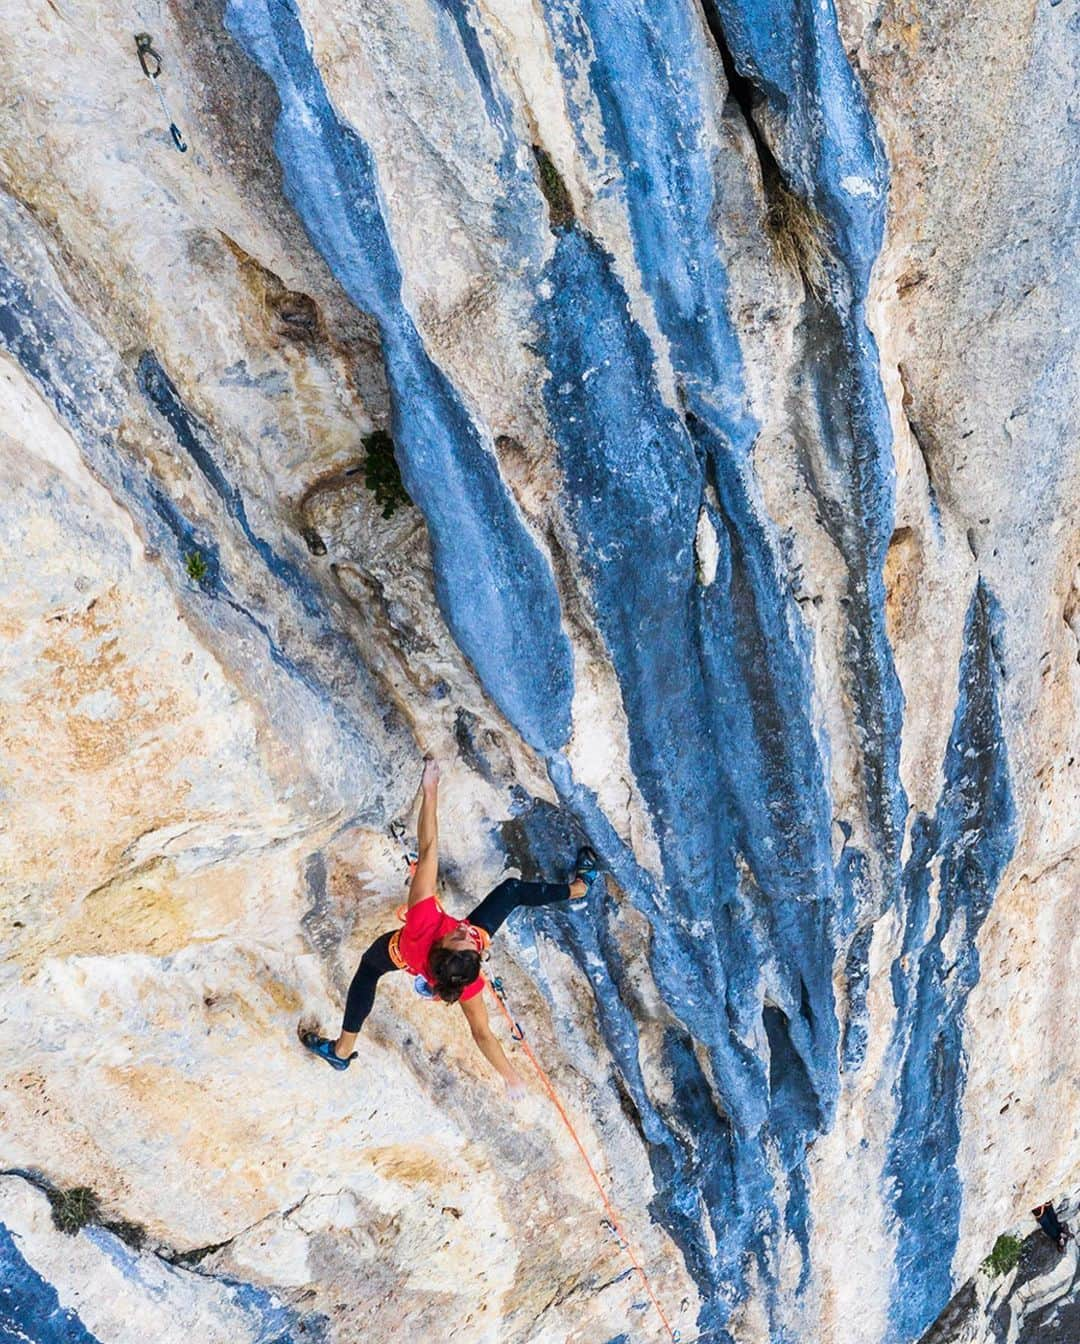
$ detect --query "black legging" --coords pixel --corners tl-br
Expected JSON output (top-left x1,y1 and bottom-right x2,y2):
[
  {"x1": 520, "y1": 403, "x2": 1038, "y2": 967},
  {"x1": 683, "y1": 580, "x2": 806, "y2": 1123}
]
[
  {"x1": 341, "y1": 878, "x2": 570, "y2": 1033},
  {"x1": 1035, "y1": 1203, "x2": 1065, "y2": 1243}
]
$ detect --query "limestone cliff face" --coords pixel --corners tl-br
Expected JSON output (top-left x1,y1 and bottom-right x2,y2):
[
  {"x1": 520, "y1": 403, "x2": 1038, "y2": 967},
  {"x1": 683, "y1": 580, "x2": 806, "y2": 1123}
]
[{"x1": 0, "y1": 2, "x2": 1076, "y2": 1342}]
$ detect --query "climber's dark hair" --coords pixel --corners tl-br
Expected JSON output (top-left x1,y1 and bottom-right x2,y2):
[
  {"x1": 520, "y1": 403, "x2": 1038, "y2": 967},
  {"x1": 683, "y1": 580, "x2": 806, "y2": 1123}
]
[{"x1": 428, "y1": 945, "x2": 482, "y2": 1003}]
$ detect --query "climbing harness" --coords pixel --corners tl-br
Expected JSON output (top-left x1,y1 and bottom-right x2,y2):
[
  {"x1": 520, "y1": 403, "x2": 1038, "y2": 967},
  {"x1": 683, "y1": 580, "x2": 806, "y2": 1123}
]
[
  {"x1": 389, "y1": 899, "x2": 491, "y2": 997},
  {"x1": 134, "y1": 32, "x2": 187, "y2": 152},
  {"x1": 487, "y1": 972, "x2": 684, "y2": 1343}
]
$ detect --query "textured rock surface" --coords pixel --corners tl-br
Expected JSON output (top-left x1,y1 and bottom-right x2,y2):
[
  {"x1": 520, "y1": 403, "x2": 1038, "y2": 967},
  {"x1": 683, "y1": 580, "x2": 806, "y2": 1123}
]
[
  {"x1": 0, "y1": 0, "x2": 1076, "y2": 1341},
  {"x1": 0, "y1": 1175, "x2": 321, "y2": 1343},
  {"x1": 917, "y1": 1194, "x2": 1080, "y2": 1344}
]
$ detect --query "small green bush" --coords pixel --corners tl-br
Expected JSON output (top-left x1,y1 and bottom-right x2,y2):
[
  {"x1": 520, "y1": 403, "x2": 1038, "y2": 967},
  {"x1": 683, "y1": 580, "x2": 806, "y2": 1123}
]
[
  {"x1": 983, "y1": 1232, "x2": 1023, "y2": 1277},
  {"x1": 184, "y1": 549, "x2": 209, "y2": 583},
  {"x1": 47, "y1": 1185, "x2": 102, "y2": 1236},
  {"x1": 531, "y1": 145, "x2": 575, "y2": 230},
  {"x1": 362, "y1": 430, "x2": 411, "y2": 520},
  {"x1": 45, "y1": 1184, "x2": 147, "y2": 1249}
]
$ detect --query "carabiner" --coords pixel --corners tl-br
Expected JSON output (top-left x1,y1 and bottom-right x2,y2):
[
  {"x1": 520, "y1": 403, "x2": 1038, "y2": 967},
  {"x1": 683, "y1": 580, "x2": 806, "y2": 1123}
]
[
  {"x1": 135, "y1": 32, "x2": 161, "y2": 80},
  {"x1": 169, "y1": 122, "x2": 188, "y2": 153}
]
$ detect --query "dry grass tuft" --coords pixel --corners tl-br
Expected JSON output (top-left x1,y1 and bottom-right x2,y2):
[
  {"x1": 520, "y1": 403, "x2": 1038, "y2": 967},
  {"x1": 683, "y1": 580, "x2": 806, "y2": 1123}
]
[
  {"x1": 765, "y1": 181, "x2": 833, "y2": 298},
  {"x1": 46, "y1": 1183, "x2": 147, "y2": 1249},
  {"x1": 47, "y1": 1185, "x2": 102, "y2": 1236}
]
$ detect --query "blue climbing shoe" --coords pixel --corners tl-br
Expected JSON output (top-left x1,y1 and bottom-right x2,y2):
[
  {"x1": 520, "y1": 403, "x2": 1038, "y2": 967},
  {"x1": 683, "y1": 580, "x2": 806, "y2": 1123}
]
[
  {"x1": 570, "y1": 846, "x2": 602, "y2": 906},
  {"x1": 301, "y1": 1032, "x2": 355, "y2": 1071}
]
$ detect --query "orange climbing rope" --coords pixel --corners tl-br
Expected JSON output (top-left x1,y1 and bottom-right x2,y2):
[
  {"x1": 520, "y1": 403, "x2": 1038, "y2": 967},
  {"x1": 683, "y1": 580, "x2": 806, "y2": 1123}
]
[
  {"x1": 487, "y1": 975, "x2": 681, "y2": 1343},
  {"x1": 384, "y1": 830, "x2": 690, "y2": 1340}
]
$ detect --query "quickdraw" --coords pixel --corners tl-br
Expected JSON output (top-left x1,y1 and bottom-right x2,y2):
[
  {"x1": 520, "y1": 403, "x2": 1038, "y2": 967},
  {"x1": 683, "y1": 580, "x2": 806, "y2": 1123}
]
[
  {"x1": 489, "y1": 976, "x2": 525, "y2": 1040},
  {"x1": 390, "y1": 821, "x2": 418, "y2": 881},
  {"x1": 134, "y1": 32, "x2": 187, "y2": 152}
]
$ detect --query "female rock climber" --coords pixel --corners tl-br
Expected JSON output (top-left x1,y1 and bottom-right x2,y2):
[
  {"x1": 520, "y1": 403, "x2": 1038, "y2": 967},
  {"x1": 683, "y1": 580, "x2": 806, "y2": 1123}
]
[
  {"x1": 301, "y1": 756, "x2": 600, "y2": 1099},
  {"x1": 1033, "y1": 1201, "x2": 1073, "y2": 1253}
]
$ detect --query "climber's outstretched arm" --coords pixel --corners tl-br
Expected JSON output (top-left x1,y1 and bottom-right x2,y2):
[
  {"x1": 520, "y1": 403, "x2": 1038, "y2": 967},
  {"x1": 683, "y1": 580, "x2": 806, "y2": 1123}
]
[
  {"x1": 460, "y1": 993, "x2": 525, "y2": 1099},
  {"x1": 407, "y1": 756, "x2": 441, "y2": 908}
]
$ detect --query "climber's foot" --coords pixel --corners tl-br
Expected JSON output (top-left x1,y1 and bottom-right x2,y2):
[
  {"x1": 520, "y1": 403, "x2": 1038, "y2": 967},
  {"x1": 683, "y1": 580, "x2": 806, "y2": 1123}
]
[
  {"x1": 574, "y1": 845, "x2": 600, "y2": 884},
  {"x1": 301, "y1": 1031, "x2": 355, "y2": 1071},
  {"x1": 569, "y1": 846, "x2": 602, "y2": 907}
]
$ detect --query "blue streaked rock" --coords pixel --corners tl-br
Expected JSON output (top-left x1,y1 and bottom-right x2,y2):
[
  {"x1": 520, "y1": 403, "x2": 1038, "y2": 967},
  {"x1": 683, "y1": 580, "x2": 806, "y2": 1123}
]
[
  {"x1": 224, "y1": 0, "x2": 575, "y2": 755},
  {"x1": 885, "y1": 583, "x2": 1016, "y2": 1341}
]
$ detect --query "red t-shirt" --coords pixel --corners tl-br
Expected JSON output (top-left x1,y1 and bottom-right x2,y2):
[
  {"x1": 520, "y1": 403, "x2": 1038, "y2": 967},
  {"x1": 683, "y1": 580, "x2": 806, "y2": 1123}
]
[{"x1": 393, "y1": 896, "x2": 486, "y2": 1002}]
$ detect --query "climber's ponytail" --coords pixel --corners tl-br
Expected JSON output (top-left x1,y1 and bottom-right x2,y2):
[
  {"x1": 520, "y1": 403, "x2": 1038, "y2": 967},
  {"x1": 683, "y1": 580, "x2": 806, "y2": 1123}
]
[{"x1": 427, "y1": 946, "x2": 482, "y2": 1003}]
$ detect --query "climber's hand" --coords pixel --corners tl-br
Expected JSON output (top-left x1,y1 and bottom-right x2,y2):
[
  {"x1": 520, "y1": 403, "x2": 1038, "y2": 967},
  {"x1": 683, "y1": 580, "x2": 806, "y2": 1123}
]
[
  {"x1": 422, "y1": 755, "x2": 440, "y2": 792},
  {"x1": 504, "y1": 1072, "x2": 527, "y2": 1103}
]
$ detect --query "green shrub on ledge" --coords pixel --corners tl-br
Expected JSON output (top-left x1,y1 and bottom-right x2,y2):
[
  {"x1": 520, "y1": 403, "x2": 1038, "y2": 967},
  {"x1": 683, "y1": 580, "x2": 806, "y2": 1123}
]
[
  {"x1": 362, "y1": 430, "x2": 411, "y2": 520},
  {"x1": 982, "y1": 1233, "x2": 1023, "y2": 1277}
]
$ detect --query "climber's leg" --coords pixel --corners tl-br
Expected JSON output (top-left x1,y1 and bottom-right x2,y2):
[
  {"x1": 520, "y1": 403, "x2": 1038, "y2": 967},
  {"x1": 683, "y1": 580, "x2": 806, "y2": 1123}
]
[
  {"x1": 302, "y1": 932, "x2": 399, "y2": 1070},
  {"x1": 467, "y1": 850, "x2": 601, "y2": 936},
  {"x1": 1033, "y1": 1203, "x2": 1065, "y2": 1247},
  {"x1": 467, "y1": 876, "x2": 580, "y2": 937},
  {"x1": 338, "y1": 931, "x2": 399, "y2": 1049}
]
